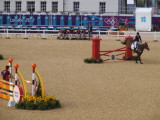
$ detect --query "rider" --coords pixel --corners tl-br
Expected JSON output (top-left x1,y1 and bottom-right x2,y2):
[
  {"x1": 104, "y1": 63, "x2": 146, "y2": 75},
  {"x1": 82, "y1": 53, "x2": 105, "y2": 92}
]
[
  {"x1": 133, "y1": 32, "x2": 142, "y2": 51},
  {"x1": 135, "y1": 32, "x2": 142, "y2": 43}
]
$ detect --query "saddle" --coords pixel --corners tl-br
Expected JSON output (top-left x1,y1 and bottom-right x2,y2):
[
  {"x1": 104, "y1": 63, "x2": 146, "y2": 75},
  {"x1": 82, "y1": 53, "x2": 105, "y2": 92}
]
[{"x1": 131, "y1": 41, "x2": 139, "y2": 51}]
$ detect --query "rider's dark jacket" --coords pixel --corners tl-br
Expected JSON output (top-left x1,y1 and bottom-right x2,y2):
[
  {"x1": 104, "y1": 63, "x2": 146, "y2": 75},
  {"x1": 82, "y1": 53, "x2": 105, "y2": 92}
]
[{"x1": 135, "y1": 35, "x2": 141, "y2": 42}]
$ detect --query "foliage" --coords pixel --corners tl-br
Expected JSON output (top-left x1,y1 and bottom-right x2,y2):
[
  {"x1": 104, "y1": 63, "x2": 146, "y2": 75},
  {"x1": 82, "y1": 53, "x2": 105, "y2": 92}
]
[
  {"x1": 123, "y1": 55, "x2": 138, "y2": 61},
  {"x1": 15, "y1": 95, "x2": 61, "y2": 110},
  {"x1": 0, "y1": 54, "x2": 4, "y2": 60},
  {"x1": 35, "y1": 82, "x2": 42, "y2": 97},
  {"x1": 131, "y1": 56, "x2": 138, "y2": 61},
  {"x1": 84, "y1": 57, "x2": 103, "y2": 63}
]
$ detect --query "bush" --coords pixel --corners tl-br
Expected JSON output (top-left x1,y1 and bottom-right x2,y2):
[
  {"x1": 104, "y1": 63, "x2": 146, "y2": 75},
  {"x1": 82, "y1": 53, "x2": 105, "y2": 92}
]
[
  {"x1": 123, "y1": 55, "x2": 138, "y2": 61},
  {"x1": 15, "y1": 95, "x2": 61, "y2": 110},
  {"x1": 131, "y1": 56, "x2": 138, "y2": 61},
  {"x1": 84, "y1": 58, "x2": 103, "y2": 63},
  {"x1": 0, "y1": 55, "x2": 4, "y2": 60}
]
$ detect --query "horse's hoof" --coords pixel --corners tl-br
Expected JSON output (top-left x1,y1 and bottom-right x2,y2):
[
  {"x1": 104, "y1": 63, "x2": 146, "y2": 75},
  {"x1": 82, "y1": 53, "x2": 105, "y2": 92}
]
[{"x1": 140, "y1": 62, "x2": 143, "y2": 64}]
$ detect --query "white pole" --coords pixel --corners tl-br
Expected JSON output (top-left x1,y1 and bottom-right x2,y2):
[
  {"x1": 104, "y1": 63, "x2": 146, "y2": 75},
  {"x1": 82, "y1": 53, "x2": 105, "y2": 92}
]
[
  {"x1": 7, "y1": 29, "x2": 8, "y2": 38},
  {"x1": 32, "y1": 72, "x2": 35, "y2": 96},
  {"x1": 98, "y1": 30, "x2": 100, "y2": 36},
  {"x1": 6, "y1": 29, "x2": 10, "y2": 39},
  {"x1": 9, "y1": 60, "x2": 12, "y2": 83},
  {"x1": 14, "y1": 64, "x2": 19, "y2": 86},
  {"x1": 8, "y1": 58, "x2": 15, "y2": 107},
  {"x1": 153, "y1": 31, "x2": 158, "y2": 42},
  {"x1": 24, "y1": 29, "x2": 28, "y2": 39},
  {"x1": 42, "y1": 30, "x2": 46, "y2": 39},
  {"x1": 32, "y1": 64, "x2": 36, "y2": 96}
]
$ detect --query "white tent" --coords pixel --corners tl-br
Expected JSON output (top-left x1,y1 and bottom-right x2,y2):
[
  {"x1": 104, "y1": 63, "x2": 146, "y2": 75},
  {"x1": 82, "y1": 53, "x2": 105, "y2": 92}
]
[{"x1": 135, "y1": 8, "x2": 152, "y2": 31}]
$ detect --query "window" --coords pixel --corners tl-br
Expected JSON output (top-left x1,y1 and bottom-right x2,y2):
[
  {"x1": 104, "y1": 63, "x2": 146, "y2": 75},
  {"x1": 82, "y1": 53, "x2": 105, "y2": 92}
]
[
  {"x1": 16, "y1": 1, "x2": 21, "y2": 12},
  {"x1": 73, "y1": 2, "x2": 79, "y2": 12},
  {"x1": 41, "y1": 1, "x2": 46, "y2": 12},
  {"x1": 27, "y1": 1, "x2": 35, "y2": 12},
  {"x1": 4, "y1": 1, "x2": 10, "y2": 12},
  {"x1": 99, "y1": 2, "x2": 106, "y2": 14},
  {"x1": 52, "y1": 2, "x2": 58, "y2": 12}
]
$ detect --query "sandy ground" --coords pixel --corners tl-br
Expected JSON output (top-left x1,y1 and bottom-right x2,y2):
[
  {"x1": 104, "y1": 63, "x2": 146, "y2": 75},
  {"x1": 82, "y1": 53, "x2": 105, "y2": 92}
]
[{"x1": 0, "y1": 34, "x2": 160, "y2": 120}]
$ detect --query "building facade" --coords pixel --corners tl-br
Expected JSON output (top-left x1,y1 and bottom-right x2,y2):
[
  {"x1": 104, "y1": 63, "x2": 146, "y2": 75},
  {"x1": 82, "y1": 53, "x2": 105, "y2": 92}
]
[{"x1": 0, "y1": 0, "x2": 119, "y2": 15}]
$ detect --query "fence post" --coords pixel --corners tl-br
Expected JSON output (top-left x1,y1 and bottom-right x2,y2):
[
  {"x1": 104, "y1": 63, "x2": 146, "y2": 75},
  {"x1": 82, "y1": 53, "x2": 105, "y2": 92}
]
[
  {"x1": 92, "y1": 37, "x2": 100, "y2": 59},
  {"x1": 153, "y1": 31, "x2": 158, "y2": 42},
  {"x1": 6, "y1": 29, "x2": 10, "y2": 39},
  {"x1": 24, "y1": 29, "x2": 28, "y2": 39},
  {"x1": 42, "y1": 30, "x2": 46, "y2": 39},
  {"x1": 99, "y1": 30, "x2": 100, "y2": 36},
  {"x1": 125, "y1": 36, "x2": 133, "y2": 60}
]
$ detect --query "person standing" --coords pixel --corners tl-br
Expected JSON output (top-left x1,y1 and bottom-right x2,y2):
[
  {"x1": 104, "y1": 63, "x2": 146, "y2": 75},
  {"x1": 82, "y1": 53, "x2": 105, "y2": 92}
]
[
  {"x1": 69, "y1": 27, "x2": 74, "y2": 40},
  {"x1": 1, "y1": 65, "x2": 11, "y2": 82},
  {"x1": 125, "y1": 18, "x2": 129, "y2": 30},
  {"x1": 88, "y1": 23, "x2": 93, "y2": 40}
]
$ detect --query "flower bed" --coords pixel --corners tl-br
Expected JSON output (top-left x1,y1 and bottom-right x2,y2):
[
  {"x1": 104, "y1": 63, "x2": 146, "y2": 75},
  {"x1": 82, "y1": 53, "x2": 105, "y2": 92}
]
[{"x1": 15, "y1": 95, "x2": 61, "y2": 110}]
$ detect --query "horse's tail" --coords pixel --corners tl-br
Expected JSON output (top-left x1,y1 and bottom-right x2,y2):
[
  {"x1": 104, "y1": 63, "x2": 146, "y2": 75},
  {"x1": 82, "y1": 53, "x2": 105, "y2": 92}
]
[{"x1": 121, "y1": 40, "x2": 126, "y2": 45}]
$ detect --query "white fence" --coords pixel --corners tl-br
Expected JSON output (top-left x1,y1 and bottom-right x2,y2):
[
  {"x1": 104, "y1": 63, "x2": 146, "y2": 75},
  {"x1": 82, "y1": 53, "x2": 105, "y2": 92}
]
[{"x1": 0, "y1": 29, "x2": 160, "y2": 42}]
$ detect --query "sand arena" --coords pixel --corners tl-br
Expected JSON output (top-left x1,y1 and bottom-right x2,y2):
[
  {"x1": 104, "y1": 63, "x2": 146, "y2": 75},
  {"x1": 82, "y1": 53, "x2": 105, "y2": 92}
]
[{"x1": 0, "y1": 34, "x2": 160, "y2": 120}]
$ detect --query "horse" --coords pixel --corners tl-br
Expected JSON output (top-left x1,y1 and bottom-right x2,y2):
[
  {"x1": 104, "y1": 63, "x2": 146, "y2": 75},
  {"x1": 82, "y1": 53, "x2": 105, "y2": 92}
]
[{"x1": 122, "y1": 39, "x2": 150, "y2": 64}]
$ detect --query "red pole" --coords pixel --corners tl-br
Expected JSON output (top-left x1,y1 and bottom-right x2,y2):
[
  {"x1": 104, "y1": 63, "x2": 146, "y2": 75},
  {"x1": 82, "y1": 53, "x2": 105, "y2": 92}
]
[
  {"x1": 92, "y1": 37, "x2": 100, "y2": 59},
  {"x1": 125, "y1": 36, "x2": 133, "y2": 60},
  {"x1": 125, "y1": 47, "x2": 133, "y2": 60}
]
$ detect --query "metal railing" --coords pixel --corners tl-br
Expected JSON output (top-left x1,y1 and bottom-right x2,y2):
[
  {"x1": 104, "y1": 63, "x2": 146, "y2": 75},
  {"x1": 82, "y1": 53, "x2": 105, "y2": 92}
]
[{"x1": 0, "y1": 29, "x2": 160, "y2": 42}]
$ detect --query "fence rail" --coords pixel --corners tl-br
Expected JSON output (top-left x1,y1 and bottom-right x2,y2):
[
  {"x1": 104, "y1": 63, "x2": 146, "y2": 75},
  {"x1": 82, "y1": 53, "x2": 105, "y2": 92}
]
[{"x1": 0, "y1": 29, "x2": 160, "y2": 41}]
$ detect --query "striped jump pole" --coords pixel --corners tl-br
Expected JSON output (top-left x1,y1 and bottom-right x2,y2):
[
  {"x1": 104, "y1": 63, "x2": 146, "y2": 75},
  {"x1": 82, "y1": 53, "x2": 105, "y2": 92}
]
[
  {"x1": 32, "y1": 64, "x2": 36, "y2": 96},
  {"x1": 14, "y1": 64, "x2": 27, "y2": 97},
  {"x1": 8, "y1": 58, "x2": 15, "y2": 106},
  {"x1": 0, "y1": 80, "x2": 15, "y2": 100}
]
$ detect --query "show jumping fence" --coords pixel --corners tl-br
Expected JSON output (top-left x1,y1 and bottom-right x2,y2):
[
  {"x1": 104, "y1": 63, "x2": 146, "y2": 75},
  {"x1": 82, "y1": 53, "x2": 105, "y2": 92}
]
[
  {"x1": 0, "y1": 58, "x2": 45, "y2": 105},
  {"x1": 92, "y1": 36, "x2": 133, "y2": 61}
]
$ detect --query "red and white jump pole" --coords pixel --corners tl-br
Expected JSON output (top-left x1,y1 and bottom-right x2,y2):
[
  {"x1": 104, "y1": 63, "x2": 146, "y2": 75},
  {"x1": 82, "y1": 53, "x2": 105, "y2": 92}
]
[{"x1": 32, "y1": 64, "x2": 36, "y2": 96}]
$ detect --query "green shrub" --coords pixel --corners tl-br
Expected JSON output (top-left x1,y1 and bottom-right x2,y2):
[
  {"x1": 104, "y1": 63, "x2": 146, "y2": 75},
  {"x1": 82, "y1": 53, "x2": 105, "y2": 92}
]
[
  {"x1": 123, "y1": 55, "x2": 138, "y2": 61},
  {"x1": 131, "y1": 56, "x2": 138, "y2": 61},
  {"x1": 0, "y1": 55, "x2": 4, "y2": 60},
  {"x1": 84, "y1": 58, "x2": 103, "y2": 63},
  {"x1": 36, "y1": 83, "x2": 42, "y2": 97}
]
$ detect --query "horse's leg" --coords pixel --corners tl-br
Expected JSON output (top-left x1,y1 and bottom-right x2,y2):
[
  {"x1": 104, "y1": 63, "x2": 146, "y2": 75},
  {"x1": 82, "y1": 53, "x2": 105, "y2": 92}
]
[
  {"x1": 135, "y1": 53, "x2": 139, "y2": 63},
  {"x1": 139, "y1": 54, "x2": 143, "y2": 64}
]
